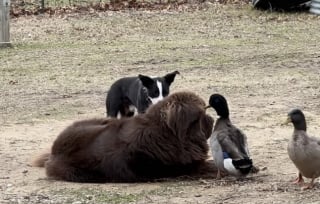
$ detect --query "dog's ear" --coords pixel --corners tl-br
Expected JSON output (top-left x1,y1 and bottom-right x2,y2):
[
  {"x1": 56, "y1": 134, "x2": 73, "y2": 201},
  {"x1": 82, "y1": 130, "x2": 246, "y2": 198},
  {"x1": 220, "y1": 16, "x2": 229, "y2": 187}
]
[
  {"x1": 164, "y1": 71, "x2": 180, "y2": 85},
  {"x1": 138, "y1": 74, "x2": 154, "y2": 88},
  {"x1": 166, "y1": 101, "x2": 201, "y2": 137}
]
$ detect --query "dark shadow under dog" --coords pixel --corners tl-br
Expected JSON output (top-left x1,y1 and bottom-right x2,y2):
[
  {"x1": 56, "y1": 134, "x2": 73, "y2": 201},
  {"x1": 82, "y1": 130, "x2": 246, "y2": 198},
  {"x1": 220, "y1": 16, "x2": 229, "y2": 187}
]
[{"x1": 33, "y1": 91, "x2": 217, "y2": 183}]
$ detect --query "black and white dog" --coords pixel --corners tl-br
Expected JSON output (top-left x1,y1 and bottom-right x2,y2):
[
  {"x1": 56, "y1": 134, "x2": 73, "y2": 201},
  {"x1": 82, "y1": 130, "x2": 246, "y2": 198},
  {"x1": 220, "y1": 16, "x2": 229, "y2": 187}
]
[{"x1": 106, "y1": 71, "x2": 179, "y2": 118}]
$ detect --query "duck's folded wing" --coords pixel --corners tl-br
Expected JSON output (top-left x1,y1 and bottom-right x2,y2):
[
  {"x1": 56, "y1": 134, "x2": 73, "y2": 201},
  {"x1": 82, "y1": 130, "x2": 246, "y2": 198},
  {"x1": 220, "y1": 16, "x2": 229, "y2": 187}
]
[
  {"x1": 215, "y1": 130, "x2": 246, "y2": 160},
  {"x1": 307, "y1": 136, "x2": 320, "y2": 160},
  {"x1": 228, "y1": 128, "x2": 251, "y2": 158}
]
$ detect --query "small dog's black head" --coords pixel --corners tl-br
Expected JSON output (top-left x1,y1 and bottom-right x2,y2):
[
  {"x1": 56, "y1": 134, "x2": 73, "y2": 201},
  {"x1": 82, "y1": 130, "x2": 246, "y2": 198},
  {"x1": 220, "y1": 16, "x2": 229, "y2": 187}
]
[{"x1": 138, "y1": 71, "x2": 179, "y2": 105}]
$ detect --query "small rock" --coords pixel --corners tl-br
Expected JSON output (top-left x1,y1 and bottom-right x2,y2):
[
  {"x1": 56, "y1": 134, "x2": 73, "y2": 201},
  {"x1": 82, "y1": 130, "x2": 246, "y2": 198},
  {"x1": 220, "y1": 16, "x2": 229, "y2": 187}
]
[
  {"x1": 22, "y1": 169, "x2": 28, "y2": 174},
  {"x1": 85, "y1": 195, "x2": 93, "y2": 200},
  {"x1": 199, "y1": 179, "x2": 210, "y2": 184},
  {"x1": 195, "y1": 194, "x2": 202, "y2": 197},
  {"x1": 62, "y1": 94, "x2": 72, "y2": 98},
  {"x1": 9, "y1": 80, "x2": 18, "y2": 85}
]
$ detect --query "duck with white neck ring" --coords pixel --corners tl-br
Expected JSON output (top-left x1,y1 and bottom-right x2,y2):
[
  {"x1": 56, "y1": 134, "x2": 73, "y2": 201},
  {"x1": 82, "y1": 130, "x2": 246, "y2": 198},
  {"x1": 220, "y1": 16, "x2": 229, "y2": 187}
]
[{"x1": 206, "y1": 94, "x2": 253, "y2": 179}]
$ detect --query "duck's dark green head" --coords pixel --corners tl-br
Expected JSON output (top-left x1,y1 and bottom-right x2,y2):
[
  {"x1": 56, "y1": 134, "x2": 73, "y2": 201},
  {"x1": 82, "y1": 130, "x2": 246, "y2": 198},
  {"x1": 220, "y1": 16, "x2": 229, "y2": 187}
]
[
  {"x1": 286, "y1": 109, "x2": 307, "y2": 131},
  {"x1": 208, "y1": 94, "x2": 229, "y2": 118}
]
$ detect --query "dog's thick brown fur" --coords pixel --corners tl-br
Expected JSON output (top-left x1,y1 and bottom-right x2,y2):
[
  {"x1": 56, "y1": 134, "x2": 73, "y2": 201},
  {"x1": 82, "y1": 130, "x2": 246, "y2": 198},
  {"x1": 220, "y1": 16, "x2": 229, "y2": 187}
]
[{"x1": 33, "y1": 91, "x2": 215, "y2": 182}]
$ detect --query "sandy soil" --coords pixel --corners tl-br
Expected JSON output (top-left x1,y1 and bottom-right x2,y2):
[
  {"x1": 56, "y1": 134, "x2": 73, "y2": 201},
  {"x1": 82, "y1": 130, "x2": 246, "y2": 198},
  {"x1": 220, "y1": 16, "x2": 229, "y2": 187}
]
[{"x1": 1, "y1": 3, "x2": 320, "y2": 203}]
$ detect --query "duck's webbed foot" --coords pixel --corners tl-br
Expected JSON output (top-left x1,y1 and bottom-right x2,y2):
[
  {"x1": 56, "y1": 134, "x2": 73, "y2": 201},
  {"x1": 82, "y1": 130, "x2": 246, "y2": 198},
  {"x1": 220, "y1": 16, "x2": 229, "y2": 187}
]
[
  {"x1": 292, "y1": 172, "x2": 304, "y2": 185},
  {"x1": 301, "y1": 177, "x2": 316, "y2": 190}
]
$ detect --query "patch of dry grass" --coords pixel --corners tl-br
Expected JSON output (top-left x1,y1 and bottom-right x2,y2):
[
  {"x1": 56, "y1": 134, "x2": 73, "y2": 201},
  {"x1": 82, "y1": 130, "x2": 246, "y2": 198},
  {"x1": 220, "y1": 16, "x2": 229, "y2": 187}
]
[{"x1": 1, "y1": 4, "x2": 320, "y2": 126}]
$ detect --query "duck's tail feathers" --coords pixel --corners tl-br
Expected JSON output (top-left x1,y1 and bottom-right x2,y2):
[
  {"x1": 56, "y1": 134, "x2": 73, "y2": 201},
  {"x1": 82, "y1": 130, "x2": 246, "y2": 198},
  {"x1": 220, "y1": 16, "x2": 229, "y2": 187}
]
[
  {"x1": 232, "y1": 158, "x2": 253, "y2": 175},
  {"x1": 32, "y1": 152, "x2": 51, "y2": 167}
]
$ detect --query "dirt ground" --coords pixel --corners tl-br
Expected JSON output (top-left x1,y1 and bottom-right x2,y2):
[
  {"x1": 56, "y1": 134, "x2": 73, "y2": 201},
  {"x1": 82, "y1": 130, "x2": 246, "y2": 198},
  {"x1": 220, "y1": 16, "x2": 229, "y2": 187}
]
[{"x1": 1, "y1": 3, "x2": 320, "y2": 203}]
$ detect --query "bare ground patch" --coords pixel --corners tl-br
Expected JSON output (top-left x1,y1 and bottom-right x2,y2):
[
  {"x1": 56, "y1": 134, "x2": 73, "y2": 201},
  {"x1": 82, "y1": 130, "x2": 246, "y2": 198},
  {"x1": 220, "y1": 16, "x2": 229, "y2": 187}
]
[{"x1": 1, "y1": 4, "x2": 320, "y2": 203}]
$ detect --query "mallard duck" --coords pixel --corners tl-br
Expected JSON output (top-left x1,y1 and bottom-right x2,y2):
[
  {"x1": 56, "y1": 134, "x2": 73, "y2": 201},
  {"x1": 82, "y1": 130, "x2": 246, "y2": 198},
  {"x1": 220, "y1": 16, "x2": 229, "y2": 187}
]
[
  {"x1": 285, "y1": 109, "x2": 320, "y2": 190},
  {"x1": 207, "y1": 94, "x2": 253, "y2": 178}
]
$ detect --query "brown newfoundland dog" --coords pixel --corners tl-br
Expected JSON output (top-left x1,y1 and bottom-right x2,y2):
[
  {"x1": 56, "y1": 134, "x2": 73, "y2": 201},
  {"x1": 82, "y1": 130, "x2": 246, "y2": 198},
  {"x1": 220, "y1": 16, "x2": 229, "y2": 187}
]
[{"x1": 33, "y1": 91, "x2": 215, "y2": 182}]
